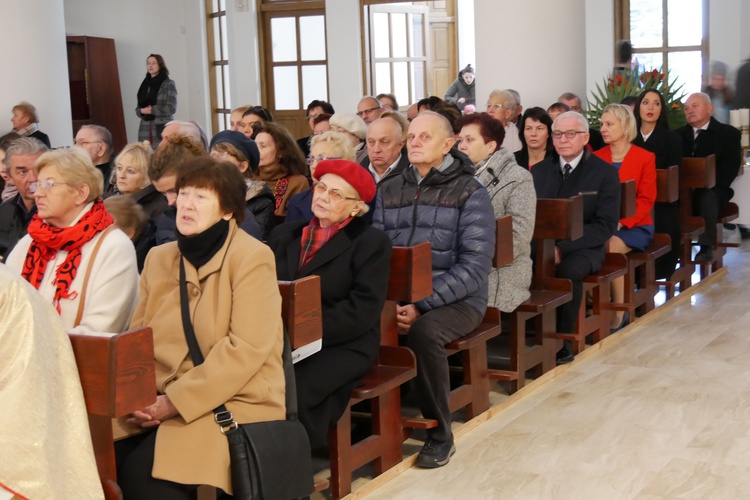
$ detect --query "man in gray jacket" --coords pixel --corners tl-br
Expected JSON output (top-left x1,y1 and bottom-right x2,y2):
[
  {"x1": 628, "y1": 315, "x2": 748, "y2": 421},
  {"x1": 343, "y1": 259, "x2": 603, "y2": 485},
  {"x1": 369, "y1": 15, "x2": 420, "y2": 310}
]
[{"x1": 373, "y1": 112, "x2": 495, "y2": 468}]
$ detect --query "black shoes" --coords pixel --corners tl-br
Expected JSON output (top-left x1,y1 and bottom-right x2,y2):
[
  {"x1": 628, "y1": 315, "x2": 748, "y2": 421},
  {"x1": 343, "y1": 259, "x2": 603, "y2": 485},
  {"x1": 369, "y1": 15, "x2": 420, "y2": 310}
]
[
  {"x1": 556, "y1": 347, "x2": 575, "y2": 365},
  {"x1": 611, "y1": 311, "x2": 629, "y2": 333},
  {"x1": 415, "y1": 437, "x2": 456, "y2": 468},
  {"x1": 694, "y1": 246, "x2": 714, "y2": 262}
]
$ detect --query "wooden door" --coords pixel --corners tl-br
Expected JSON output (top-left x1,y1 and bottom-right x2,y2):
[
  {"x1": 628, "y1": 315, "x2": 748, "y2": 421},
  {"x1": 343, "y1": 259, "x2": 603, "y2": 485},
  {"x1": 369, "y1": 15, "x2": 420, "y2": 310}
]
[{"x1": 425, "y1": 1, "x2": 457, "y2": 99}]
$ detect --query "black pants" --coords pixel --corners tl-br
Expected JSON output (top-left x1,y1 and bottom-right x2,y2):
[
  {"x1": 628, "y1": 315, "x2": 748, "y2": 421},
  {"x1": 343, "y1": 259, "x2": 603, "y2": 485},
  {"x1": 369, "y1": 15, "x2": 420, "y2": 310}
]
[
  {"x1": 115, "y1": 430, "x2": 198, "y2": 500},
  {"x1": 555, "y1": 252, "x2": 595, "y2": 334},
  {"x1": 407, "y1": 301, "x2": 483, "y2": 442},
  {"x1": 654, "y1": 201, "x2": 681, "y2": 280},
  {"x1": 693, "y1": 186, "x2": 732, "y2": 246}
]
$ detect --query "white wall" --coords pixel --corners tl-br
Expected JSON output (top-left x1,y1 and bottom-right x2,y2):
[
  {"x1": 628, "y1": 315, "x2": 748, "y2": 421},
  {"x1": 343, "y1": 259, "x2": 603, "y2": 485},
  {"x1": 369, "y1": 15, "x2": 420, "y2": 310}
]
[
  {"x1": 457, "y1": 0, "x2": 476, "y2": 72},
  {"x1": 0, "y1": 0, "x2": 72, "y2": 147},
  {"x1": 63, "y1": 0, "x2": 210, "y2": 143},
  {"x1": 709, "y1": 0, "x2": 750, "y2": 87},
  {"x1": 226, "y1": 0, "x2": 263, "y2": 109},
  {"x1": 584, "y1": 0, "x2": 615, "y2": 108},
  {"x1": 474, "y1": 0, "x2": 587, "y2": 112},
  {"x1": 325, "y1": 0, "x2": 364, "y2": 113}
]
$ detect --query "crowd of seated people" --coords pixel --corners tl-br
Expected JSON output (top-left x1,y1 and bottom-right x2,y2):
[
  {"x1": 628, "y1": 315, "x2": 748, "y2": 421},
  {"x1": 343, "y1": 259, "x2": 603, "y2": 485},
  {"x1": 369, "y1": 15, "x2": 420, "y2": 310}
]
[{"x1": 0, "y1": 84, "x2": 742, "y2": 498}]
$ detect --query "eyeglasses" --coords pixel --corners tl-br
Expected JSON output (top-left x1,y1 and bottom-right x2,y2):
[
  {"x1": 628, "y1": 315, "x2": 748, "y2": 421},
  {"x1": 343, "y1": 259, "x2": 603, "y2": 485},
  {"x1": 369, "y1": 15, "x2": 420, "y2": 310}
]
[
  {"x1": 486, "y1": 103, "x2": 506, "y2": 111},
  {"x1": 74, "y1": 140, "x2": 103, "y2": 147},
  {"x1": 30, "y1": 179, "x2": 69, "y2": 192},
  {"x1": 313, "y1": 182, "x2": 359, "y2": 203},
  {"x1": 551, "y1": 130, "x2": 587, "y2": 140},
  {"x1": 356, "y1": 107, "x2": 381, "y2": 118},
  {"x1": 306, "y1": 154, "x2": 342, "y2": 166},
  {"x1": 307, "y1": 112, "x2": 321, "y2": 121}
]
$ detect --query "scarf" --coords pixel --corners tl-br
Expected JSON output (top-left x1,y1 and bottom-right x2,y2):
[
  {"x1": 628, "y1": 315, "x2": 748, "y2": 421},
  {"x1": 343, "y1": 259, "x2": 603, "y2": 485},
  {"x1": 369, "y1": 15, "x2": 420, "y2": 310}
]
[
  {"x1": 298, "y1": 216, "x2": 353, "y2": 270},
  {"x1": 273, "y1": 175, "x2": 290, "y2": 213},
  {"x1": 137, "y1": 71, "x2": 169, "y2": 119},
  {"x1": 177, "y1": 218, "x2": 230, "y2": 269},
  {"x1": 21, "y1": 201, "x2": 114, "y2": 313}
]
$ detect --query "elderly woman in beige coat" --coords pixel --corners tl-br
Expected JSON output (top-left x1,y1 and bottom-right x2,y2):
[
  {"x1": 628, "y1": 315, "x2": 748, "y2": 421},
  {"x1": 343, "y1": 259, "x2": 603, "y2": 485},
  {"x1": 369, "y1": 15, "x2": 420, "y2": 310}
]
[
  {"x1": 115, "y1": 157, "x2": 285, "y2": 499},
  {"x1": 457, "y1": 112, "x2": 536, "y2": 312}
]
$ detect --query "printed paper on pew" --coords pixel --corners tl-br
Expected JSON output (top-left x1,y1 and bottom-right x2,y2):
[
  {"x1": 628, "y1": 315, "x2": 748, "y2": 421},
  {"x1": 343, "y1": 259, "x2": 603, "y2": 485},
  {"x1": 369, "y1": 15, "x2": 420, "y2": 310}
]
[{"x1": 67, "y1": 330, "x2": 117, "y2": 338}]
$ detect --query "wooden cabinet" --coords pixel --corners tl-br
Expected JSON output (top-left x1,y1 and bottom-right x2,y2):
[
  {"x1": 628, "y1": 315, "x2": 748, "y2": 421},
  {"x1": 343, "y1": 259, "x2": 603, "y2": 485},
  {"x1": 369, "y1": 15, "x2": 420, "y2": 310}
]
[{"x1": 67, "y1": 36, "x2": 127, "y2": 152}]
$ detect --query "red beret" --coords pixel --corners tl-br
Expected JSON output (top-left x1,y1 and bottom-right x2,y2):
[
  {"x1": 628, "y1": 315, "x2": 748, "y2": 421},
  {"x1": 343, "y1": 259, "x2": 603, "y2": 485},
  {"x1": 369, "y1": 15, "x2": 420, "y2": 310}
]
[{"x1": 313, "y1": 159, "x2": 377, "y2": 203}]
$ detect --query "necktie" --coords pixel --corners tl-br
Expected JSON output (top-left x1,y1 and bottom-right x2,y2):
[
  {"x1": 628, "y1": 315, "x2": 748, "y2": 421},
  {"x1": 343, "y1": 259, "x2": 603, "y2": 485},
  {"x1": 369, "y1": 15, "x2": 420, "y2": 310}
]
[
  {"x1": 693, "y1": 129, "x2": 703, "y2": 154},
  {"x1": 563, "y1": 163, "x2": 572, "y2": 181}
]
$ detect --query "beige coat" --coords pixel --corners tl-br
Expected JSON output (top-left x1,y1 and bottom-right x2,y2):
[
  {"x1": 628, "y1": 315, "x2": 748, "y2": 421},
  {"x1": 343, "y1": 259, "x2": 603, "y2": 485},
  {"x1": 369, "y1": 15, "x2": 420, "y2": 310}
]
[{"x1": 125, "y1": 220, "x2": 285, "y2": 493}]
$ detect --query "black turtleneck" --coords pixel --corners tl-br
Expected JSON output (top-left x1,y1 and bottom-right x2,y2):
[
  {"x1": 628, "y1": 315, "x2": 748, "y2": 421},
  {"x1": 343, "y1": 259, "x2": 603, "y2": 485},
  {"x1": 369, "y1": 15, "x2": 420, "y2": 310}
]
[{"x1": 177, "y1": 218, "x2": 230, "y2": 269}]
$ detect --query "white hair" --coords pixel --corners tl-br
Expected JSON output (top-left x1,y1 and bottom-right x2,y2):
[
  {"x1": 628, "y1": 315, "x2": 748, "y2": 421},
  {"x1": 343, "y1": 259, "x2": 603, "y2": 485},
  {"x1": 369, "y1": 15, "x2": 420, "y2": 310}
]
[{"x1": 552, "y1": 111, "x2": 589, "y2": 132}]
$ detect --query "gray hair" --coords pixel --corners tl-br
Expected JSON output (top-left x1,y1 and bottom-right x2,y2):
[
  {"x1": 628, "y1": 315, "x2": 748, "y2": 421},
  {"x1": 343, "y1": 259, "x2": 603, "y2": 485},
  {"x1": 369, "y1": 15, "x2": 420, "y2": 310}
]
[
  {"x1": 488, "y1": 89, "x2": 517, "y2": 110},
  {"x1": 558, "y1": 92, "x2": 581, "y2": 102},
  {"x1": 80, "y1": 124, "x2": 113, "y2": 157},
  {"x1": 552, "y1": 111, "x2": 590, "y2": 133},
  {"x1": 687, "y1": 92, "x2": 712, "y2": 106},
  {"x1": 164, "y1": 120, "x2": 208, "y2": 150},
  {"x1": 507, "y1": 89, "x2": 521, "y2": 106},
  {"x1": 3, "y1": 137, "x2": 48, "y2": 168},
  {"x1": 358, "y1": 95, "x2": 382, "y2": 108}
]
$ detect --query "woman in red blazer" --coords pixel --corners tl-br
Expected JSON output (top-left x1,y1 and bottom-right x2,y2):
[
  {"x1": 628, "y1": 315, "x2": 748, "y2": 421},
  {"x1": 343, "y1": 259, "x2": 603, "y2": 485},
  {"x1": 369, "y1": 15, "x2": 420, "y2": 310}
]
[{"x1": 595, "y1": 104, "x2": 656, "y2": 330}]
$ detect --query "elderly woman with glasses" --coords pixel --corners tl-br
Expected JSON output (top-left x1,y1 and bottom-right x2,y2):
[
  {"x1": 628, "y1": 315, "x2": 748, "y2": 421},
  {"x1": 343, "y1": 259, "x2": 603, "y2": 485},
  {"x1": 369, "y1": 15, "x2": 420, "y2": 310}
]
[
  {"x1": 6, "y1": 147, "x2": 139, "y2": 333},
  {"x1": 486, "y1": 89, "x2": 522, "y2": 153},
  {"x1": 268, "y1": 159, "x2": 392, "y2": 449},
  {"x1": 285, "y1": 131, "x2": 355, "y2": 224}
]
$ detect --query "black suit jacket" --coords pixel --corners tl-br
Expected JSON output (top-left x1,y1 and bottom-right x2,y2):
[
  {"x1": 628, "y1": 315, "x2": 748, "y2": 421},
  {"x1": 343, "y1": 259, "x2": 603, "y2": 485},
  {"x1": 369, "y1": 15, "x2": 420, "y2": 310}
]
[
  {"x1": 532, "y1": 151, "x2": 620, "y2": 270},
  {"x1": 267, "y1": 217, "x2": 392, "y2": 358},
  {"x1": 634, "y1": 127, "x2": 683, "y2": 171},
  {"x1": 359, "y1": 147, "x2": 410, "y2": 184},
  {"x1": 678, "y1": 117, "x2": 742, "y2": 192}
]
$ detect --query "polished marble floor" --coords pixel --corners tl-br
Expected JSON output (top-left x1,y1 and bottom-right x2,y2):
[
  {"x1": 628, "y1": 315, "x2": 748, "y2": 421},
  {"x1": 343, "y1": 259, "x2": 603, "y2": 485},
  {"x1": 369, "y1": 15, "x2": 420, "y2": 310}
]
[{"x1": 358, "y1": 241, "x2": 750, "y2": 500}]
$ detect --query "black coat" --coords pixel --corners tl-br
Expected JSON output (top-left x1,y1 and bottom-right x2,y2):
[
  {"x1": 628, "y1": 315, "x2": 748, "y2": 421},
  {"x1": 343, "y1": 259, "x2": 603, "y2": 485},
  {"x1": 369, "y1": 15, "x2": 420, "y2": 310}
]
[
  {"x1": 677, "y1": 117, "x2": 742, "y2": 194},
  {"x1": 267, "y1": 217, "x2": 392, "y2": 448},
  {"x1": 532, "y1": 151, "x2": 620, "y2": 271},
  {"x1": 0, "y1": 195, "x2": 35, "y2": 261},
  {"x1": 131, "y1": 184, "x2": 169, "y2": 219},
  {"x1": 633, "y1": 127, "x2": 683, "y2": 171}
]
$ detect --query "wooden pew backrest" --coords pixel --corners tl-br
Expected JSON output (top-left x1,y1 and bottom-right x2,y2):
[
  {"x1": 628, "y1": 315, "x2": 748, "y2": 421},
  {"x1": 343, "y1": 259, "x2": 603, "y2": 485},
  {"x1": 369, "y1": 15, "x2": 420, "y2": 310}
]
[
  {"x1": 656, "y1": 165, "x2": 679, "y2": 203},
  {"x1": 682, "y1": 155, "x2": 716, "y2": 189},
  {"x1": 387, "y1": 242, "x2": 432, "y2": 303},
  {"x1": 534, "y1": 196, "x2": 584, "y2": 241},
  {"x1": 494, "y1": 215, "x2": 514, "y2": 268},
  {"x1": 278, "y1": 276, "x2": 323, "y2": 350},
  {"x1": 68, "y1": 328, "x2": 156, "y2": 417},
  {"x1": 620, "y1": 180, "x2": 636, "y2": 219}
]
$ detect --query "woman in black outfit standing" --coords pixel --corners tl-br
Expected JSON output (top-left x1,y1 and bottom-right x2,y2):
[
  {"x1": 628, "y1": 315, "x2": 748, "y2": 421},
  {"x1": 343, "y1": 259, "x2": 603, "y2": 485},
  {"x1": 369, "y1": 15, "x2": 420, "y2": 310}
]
[
  {"x1": 633, "y1": 88, "x2": 683, "y2": 280},
  {"x1": 136, "y1": 54, "x2": 177, "y2": 144}
]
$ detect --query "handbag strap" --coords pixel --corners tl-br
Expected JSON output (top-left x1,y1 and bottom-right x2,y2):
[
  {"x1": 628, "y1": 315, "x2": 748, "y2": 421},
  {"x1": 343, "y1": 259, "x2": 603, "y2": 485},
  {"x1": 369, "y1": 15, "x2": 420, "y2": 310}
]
[
  {"x1": 179, "y1": 259, "x2": 235, "y2": 429},
  {"x1": 74, "y1": 225, "x2": 115, "y2": 328}
]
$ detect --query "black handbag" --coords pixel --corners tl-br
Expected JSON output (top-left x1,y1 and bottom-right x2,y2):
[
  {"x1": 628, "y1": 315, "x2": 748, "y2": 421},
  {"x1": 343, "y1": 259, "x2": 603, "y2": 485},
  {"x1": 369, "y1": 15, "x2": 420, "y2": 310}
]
[{"x1": 179, "y1": 259, "x2": 314, "y2": 499}]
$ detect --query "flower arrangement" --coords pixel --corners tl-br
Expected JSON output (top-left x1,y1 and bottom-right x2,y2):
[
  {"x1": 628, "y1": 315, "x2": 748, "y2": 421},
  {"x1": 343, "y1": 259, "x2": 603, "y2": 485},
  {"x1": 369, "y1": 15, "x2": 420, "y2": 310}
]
[{"x1": 586, "y1": 68, "x2": 688, "y2": 130}]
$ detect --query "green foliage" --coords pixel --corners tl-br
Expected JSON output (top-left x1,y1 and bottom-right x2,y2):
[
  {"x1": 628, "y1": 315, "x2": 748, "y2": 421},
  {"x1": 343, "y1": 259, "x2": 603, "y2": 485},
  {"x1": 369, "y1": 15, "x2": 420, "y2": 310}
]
[{"x1": 585, "y1": 68, "x2": 688, "y2": 131}]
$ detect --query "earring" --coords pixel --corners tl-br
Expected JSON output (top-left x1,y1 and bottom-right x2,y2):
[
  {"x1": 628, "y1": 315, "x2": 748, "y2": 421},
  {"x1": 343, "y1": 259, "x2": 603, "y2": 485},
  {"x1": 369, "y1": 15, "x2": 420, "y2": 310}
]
[{"x1": 350, "y1": 209, "x2": 359, "y2": 217}]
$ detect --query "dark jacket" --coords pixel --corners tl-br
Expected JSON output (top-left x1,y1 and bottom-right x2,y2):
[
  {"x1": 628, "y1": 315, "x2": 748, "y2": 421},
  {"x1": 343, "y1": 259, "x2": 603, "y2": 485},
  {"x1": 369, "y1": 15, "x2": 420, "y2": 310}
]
[
  {"x1": 514, "y1": 148, "x2": 555, "y2": 170},
  {"x1": 0, "y1": 195, "x2": 35, "y2": 261},
  {"x1": 633, "y1": 127, "x2": 683, "y2": 171},
  {"x1": 245, "y1": 180, "x2": 276, "y2": 240},
  {"x1": 29, "y1": 129, "x2": 51, "y2": 148},
  {"x1": 444, "y1": 67, "x2": 475, "y2": 110},
  {"x1": 131, "y1": 184, "x2": 169, "y2": 219},
  {"x1": 532, "y1": 151, "x2": 620, "y2": 271},
  {"x1": 372, "y1": 153, "x2": 495, "y2": 315},
  {"x1": 268, "y1": 217, "x2": 392, "y2": 356},
  {"x1": 96, "y1": 160, "x2": 114, "y2": 194},
  {"x1": 359, "y1": 148, "x2": 410, "y2": 184},
  {"x1": 677, "y1": 117, "x2": 742, "y2": 194},
  {"x1": 735, "y1": 58, "x2": 750, "y2": 109},
  {"x1": 284, "y1": 189, "x2": 313, "y2": 224}
]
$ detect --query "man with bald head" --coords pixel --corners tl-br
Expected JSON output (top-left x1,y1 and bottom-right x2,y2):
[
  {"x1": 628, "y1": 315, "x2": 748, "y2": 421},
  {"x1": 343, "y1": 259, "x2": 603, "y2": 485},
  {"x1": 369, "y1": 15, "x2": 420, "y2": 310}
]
[
  {"x1": 678, "y1": 92, "x2": 742, "y2": 261},
  {"x1": 356, "y1": 96, "x2": 383, "y2": 125},
  {"x1": 372, "y1": 111, "x2": 494, "y2": 469},
  {"x1": 159, "y1": 120, "x2": 208, "y2": 151},
  {"x1": 362, "y1": 117, "x2": 407, "y2": 183}
]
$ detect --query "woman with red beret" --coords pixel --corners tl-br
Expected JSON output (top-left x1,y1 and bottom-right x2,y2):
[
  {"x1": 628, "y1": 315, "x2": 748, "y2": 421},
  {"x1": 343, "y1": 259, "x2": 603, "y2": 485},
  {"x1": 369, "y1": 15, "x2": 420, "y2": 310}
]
[{"x1": 267, "y1": 159, "x2": 392, "y2": 449}]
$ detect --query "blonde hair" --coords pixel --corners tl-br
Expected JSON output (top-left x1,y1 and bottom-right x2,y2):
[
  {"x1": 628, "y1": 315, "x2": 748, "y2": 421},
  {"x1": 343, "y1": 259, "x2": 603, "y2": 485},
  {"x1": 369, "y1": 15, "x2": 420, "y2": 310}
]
[
  {"x1": 34, "y1": 148, "x2": 103, "y2": 202},
  {"x1": 12, "y1": 101, "x2": 39, "y2": 123},
  {"x1": 310, "y1": 131, "x2": 356, "y2": 161},
  {"x1": 602, "y1": 104, "x2": 637, "y2": 143},
  {"x1": 112, "y1": 141, "x2": 152, "y2": 186}
]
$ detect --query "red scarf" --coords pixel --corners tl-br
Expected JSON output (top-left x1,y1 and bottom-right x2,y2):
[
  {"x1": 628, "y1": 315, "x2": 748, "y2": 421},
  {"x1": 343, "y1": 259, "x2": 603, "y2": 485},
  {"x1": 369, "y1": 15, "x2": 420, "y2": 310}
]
[
  {"x1": 22, "y1": 201, "x2": 114, "y2": 313},
  {"x1": 273, "y1": 175, "x2": 290, "y2": 213},
  {"x1": 298, "y1": 216, "x2": 353, "y2": 270}
]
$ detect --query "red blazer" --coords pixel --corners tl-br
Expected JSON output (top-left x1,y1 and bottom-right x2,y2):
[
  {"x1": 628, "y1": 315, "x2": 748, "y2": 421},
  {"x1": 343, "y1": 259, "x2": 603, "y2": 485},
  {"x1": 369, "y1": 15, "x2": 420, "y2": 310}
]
[{"x1": 595, "y1": 144, "x2": 656, "y2": 229}]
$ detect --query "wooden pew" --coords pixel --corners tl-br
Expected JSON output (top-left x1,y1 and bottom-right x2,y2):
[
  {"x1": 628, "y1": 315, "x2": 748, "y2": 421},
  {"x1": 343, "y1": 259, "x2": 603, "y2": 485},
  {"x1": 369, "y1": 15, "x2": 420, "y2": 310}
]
[
  {"x1": 444, "y1": 216, "x2": 513, "y2": 418},
  {"x1": 662, "y1": 156, "x2": 714, "y2": 296},
  {"x1": 69, "y1": 328, "x2": 156, "y2": 500},
  {"x1": 488, "y1": 197, "x2": 582, "y2": 391},
  {"x1": 327, "y1": 242, "x2": 431, "y2": 500},
  {"x1": 616, "y1": 166, "x2": 678, "y2": 319}
]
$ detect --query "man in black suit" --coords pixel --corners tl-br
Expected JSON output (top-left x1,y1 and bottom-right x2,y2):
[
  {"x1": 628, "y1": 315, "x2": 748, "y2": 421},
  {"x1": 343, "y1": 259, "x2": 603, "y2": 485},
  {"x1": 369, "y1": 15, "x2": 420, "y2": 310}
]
[
  {"x1": 677, "y1": 92, "x2": 742, "y2": 262},
  {"x1": 532, "y1": 111, "x2": 620, "y2": 364},
  {"x1": 361, "y1": 117, "x2": 408, "y2": 184}
]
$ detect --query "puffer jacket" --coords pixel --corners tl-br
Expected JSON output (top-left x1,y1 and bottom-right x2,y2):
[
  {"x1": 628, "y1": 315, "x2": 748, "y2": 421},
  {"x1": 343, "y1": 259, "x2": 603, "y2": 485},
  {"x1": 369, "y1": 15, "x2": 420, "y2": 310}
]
[
  {"x1": 372, "y1": 153, "x2": 495, "y2": 315},
  {"x1": 444, "y1": 65, "x2": 476, "y2": 110}
]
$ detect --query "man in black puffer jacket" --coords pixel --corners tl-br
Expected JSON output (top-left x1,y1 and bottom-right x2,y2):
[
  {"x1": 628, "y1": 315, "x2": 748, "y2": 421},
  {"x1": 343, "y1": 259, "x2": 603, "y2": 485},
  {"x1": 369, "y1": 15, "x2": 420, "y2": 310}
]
[{"x1": 373, "y1": 112, "x2": 495, "y2": 469}]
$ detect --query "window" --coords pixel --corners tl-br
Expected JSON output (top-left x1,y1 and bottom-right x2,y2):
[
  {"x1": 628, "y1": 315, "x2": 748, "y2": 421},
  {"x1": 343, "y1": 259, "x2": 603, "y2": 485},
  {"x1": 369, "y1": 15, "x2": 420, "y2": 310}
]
[
  {"x1": 365, "y1": 4, "x2": 429, "y2": 107},
  {"x1": 206, "y1": 0, "x2": 231, "y2": 132},
  {"x1": 616, "y1": 0, "x2": 707, "y2": 94}
]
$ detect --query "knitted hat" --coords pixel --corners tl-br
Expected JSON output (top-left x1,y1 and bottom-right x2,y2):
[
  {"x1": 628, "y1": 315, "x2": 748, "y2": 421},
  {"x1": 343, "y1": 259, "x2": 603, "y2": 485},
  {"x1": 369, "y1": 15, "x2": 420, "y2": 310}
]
[
  {"x1": 329, "y1": 113, "x2": 368, "y2": 140},
  {"x1": 209, "y1": 130, "x2": 260, "y2": 171},
  {"x1": 314, "y1": 159, "x2": 376, "y2": 202}
]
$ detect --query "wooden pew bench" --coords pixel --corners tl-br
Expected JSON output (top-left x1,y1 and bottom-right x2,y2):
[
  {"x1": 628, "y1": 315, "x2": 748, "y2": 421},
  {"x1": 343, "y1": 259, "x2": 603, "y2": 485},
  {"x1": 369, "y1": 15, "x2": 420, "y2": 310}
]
[
  {"x1": 327, "y1": 242, "x2": 431, "y2": 500},
  {"x1": 69, "y1": 327, "x2": 156, "y2": 499},
  {"x1": 488, "y1": 197, "x2": 582, "y2": 392}
]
